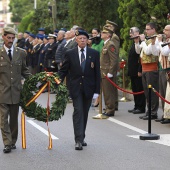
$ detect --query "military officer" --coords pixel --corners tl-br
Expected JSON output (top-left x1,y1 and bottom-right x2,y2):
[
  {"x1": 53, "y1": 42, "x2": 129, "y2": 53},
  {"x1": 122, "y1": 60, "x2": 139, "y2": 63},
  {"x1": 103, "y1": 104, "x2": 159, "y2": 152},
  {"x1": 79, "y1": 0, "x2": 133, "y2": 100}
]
[
  {"x1": 101, "y1": 26, "x2": 118, "y2": 116},
  {"x1": 105, "y1": 20, "x2": 120, "y2": 111},
  {"x1": 0, "y1": 27, "x2": 31, "y2": 153}
]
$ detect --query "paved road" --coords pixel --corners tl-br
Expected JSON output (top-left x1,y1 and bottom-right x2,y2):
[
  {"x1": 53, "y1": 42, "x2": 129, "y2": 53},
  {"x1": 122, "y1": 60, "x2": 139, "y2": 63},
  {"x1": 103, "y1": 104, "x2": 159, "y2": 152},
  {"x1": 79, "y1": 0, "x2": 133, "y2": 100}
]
[{"x1": 0, "y1": 93, "x2": 170, "y2": 170}]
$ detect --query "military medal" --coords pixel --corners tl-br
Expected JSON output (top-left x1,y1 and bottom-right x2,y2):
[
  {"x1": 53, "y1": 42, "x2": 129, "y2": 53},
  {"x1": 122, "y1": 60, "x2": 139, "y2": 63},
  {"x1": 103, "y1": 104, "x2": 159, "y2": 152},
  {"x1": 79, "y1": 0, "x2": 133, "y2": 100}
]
[{"x1": 91, "y1": 62, "x2": 94, "y2": 68}]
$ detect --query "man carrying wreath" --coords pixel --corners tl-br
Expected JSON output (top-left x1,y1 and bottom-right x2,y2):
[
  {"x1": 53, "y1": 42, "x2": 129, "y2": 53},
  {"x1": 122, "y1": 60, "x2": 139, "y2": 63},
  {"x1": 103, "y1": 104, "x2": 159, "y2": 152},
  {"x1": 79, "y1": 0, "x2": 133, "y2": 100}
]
[{"x1": 58, "y1": 29, "x2": 100, "y2": 150}]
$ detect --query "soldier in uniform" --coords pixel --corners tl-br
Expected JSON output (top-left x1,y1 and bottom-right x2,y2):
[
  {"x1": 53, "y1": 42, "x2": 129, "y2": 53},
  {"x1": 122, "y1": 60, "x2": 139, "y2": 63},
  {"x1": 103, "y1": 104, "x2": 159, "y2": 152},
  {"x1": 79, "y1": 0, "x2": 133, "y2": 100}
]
[
  {"x1": 104, "y1": 20, "x2": 120, "y2": 111},
  {"x1": 100, "y1": 26, "x2": 118, "y2": 116},
  {"x1": 44, "y1": 34, "x2": 58, "y2": 72},
  {"x1": 0, "y1": 27, "x2": 31, "y2": 153}
]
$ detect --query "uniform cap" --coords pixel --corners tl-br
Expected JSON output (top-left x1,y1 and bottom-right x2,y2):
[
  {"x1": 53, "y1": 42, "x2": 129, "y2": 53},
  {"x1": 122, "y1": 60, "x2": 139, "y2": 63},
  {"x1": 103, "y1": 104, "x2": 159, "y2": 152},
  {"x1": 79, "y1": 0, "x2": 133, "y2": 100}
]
[
  {"x1": 48, "y1": 33, "x2": 57, "y2": 39},
  {"x1": 102, "y1": 26, "x2": 114, "y2": 34},
  {"x1": 106, "y1": 20, "x2": 118, "y2": 27},
  {"x1": 75, "y1": 30, "x2": 89, "y2": 39},
  {"x1": 3, "y1": 27, "x2": 17, "y2": 35}
]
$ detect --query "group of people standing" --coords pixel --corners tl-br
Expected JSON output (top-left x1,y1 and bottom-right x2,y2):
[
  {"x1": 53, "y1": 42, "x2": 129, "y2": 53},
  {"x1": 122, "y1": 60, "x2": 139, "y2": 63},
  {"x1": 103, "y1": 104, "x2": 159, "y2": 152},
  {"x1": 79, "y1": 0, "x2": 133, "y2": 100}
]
[
  {"x1": 1, "y1": 20, "x2": 170, "y2": 154},
  {"x1": 128, "y1": 23, "x2": 170, "y2": 124}
]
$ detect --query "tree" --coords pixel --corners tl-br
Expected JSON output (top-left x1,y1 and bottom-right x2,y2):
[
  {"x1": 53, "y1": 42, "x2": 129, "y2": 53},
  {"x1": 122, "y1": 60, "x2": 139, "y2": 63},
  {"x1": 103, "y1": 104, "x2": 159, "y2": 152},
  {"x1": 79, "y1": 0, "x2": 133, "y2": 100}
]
[
  {"x1": 9, "y1": 0, "x2": 35, "y2": 22},
  {"x1": 68, "y1": 0, "x2": 120, "y2": 32},
  {"x1": 118, "y1": 0, "x2": 170, "y2": 53}
]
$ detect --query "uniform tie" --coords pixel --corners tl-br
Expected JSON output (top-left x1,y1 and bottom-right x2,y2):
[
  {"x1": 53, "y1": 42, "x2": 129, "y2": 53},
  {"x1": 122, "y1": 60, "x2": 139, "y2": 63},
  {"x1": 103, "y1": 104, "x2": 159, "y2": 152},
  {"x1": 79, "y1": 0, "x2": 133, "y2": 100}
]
[
  {"x1": 8, "y1": 49, "x2": 12, "y2": 61},
  {"x1": 80, "y1": 48, "x2": 86, "y2": 72}
]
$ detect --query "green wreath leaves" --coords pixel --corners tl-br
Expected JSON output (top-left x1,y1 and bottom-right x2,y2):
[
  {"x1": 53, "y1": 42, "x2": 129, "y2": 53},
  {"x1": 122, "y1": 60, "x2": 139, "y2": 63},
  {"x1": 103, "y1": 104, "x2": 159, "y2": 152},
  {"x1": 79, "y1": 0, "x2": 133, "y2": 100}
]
[{"x1": 20, "y1": 72, "x2": 68, "y2": 122}]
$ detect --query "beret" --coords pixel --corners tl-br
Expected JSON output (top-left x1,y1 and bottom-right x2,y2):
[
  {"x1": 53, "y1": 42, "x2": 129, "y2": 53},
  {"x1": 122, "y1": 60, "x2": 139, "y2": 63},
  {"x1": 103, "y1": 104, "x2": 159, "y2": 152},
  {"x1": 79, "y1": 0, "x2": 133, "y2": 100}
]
[
  {"x1": 54, "y1": 29, "x2": 59, "y2": 33},
  {"x1": 75, "y1": 30, "x2": 89, "y2": 39},
  {"x1": 24, "y1": 31, "x2": 30, "y2": 34},
  {"x1": 29, "y1": 33, "x2": 36, "y2": 38},
  {"x1": 44, "y1": 35, "x2": 49, "y2": 40},
  {"x1": 3, "y1": 27, "x2": 17, "y2": 35},
  {"x1": 38, "y1": 28, "x2": 45, "y2": 31}
]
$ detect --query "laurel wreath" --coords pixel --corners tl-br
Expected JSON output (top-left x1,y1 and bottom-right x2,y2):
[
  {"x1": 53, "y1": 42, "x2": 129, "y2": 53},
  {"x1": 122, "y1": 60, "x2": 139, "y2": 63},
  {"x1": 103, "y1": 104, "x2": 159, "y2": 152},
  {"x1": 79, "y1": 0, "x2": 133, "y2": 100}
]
[{"x1": 20, "y1": 72, "x2": 68, "y2": 122}]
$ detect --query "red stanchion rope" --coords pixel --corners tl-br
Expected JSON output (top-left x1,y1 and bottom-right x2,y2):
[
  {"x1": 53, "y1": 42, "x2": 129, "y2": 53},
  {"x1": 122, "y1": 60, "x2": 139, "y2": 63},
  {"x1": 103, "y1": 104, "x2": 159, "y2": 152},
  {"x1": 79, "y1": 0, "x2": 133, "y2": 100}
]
[
  {"x1": 152, "y1": 88, "x2": 170, "y2": 104},
  {"x1": 104, "y1": 74, "x2": 144, "y2": 95}
]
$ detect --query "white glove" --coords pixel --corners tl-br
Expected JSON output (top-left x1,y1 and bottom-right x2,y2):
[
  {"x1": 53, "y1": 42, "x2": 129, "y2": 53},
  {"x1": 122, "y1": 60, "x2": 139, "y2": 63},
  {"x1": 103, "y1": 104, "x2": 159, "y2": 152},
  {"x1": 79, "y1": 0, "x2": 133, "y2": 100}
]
[{"x1": 107, "y1": 73, "x2": 113, "y2": 78}]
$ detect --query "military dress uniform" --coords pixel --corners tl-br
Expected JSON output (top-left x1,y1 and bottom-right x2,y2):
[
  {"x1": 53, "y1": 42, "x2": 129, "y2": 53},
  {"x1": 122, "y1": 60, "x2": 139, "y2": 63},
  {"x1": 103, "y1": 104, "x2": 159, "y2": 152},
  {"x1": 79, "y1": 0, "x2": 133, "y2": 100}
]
[
  {"x1": 0, "y1": 46, "x2": 30, "y2": 150},
  {"x1": 100, "y1": 36, "x2": 118, "y2": 116}
]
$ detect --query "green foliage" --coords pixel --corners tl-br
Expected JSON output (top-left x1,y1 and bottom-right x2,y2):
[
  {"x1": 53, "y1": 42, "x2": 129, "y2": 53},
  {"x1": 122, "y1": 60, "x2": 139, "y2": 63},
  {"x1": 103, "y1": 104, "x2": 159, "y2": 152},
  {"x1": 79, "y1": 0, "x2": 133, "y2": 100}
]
[
  {"x1": 68, "y1": 0, "x2": 120, "y2": 32},
  {"x1": 118, "y1": 0, "x2": 170, "y2": 54}
]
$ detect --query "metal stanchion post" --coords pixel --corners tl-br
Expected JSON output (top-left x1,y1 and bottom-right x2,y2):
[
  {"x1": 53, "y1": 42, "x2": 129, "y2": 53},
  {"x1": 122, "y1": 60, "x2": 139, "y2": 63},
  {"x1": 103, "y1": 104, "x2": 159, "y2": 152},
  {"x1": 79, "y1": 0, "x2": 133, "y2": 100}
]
[
  {"x1": 92, "y1": 82, "x2": 108, "y2": 119},
  {"x1": 140, "y1": 85, "x2": 160, "y2": 140}
]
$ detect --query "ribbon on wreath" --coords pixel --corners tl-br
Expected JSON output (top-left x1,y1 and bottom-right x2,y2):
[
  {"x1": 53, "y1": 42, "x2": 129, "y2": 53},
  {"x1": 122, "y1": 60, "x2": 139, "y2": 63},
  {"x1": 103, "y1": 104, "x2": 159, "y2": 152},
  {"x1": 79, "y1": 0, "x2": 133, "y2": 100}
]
[{"x1": 21, "y1": 73, "x2": 61, "y2": 149}]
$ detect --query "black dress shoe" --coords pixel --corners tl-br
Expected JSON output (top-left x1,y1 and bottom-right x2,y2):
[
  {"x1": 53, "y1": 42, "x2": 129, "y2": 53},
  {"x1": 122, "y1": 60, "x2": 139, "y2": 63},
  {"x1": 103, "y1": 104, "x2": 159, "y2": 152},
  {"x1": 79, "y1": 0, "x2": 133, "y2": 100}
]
[
  {"x1": 11, "y1": 144, "x2": 16, "y2": 149},
  {"x1": 155, "y1": 118, "x2": 164, "y2": 122},
  {"x1": 142, "y1": 115, "x2": 158, "y2": 120},
  {"x1": 75, "y1": 142, "x2": 83, "y2": 150},
  {"x1": 139, "y1": 115, "x2": 147, "y2": 119},
  {"x1": 3, "y1": 145, "x2": 11, "y2": 153},
  {"x1": 128, "y1": 109, "x2": 136, "y2": 113},
  {"x1": 82, "y1": 141, "x2": 87, "y2": 146},
  {"x1": 160, "y1": 119, "x2": 170, "y2": 124},
  {"x1": 102, "y1": 112, "x2": 114, "y2": 117},
  {"x1": 132, "y1": 109, "x2": 145, "y2": 114},
  {"x1": 92, "y1": 103, "x2": 99, "y2": 107}
]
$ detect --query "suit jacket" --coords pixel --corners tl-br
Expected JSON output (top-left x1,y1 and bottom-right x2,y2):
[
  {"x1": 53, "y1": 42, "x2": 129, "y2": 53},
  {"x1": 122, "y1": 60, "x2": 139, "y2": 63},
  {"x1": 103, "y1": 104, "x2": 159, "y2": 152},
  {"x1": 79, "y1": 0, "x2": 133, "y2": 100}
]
[
  {"x1": 128, "y1": 43, "x2": 142, "y2": 76},
  {"x1": 0, "y1": 47, "x2": 31, "y2": 104},
  {"x1": 100, "y1": 40, "x2": 118, "y2": 78},
  {"x1": 59, "y1": 46, "x2": 100, "y2": 99}
]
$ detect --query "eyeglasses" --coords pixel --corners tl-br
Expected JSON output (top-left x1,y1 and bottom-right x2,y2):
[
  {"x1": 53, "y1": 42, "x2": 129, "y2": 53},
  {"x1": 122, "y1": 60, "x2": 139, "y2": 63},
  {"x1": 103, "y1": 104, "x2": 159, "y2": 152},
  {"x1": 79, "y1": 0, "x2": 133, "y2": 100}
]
[{"x1": 145, "y1": 28, "x2": 152, "y2": 31}]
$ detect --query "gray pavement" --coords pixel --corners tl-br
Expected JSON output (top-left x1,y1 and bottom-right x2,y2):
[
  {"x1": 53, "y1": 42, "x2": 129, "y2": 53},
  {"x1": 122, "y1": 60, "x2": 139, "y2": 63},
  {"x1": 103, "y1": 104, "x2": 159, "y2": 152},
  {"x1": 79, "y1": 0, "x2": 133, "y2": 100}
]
[{"x1": 0, "y1": 93, "x2": 170, "y2": 170}]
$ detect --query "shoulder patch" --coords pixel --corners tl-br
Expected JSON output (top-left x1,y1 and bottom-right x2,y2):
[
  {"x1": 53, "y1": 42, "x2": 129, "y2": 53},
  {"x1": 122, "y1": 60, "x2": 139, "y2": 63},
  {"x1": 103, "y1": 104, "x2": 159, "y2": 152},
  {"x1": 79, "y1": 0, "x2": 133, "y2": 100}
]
[{"x1": 110, "y1": 46, "x2": 115, "y2": 52}]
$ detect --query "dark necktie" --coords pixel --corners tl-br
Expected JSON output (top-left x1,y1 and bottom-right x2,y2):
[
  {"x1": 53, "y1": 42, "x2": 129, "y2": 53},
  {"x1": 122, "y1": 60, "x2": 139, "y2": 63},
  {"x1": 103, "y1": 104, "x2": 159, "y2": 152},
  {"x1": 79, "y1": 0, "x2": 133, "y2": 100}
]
[
  {"x1": 80, "y1": 48, "x2": 86, "y2": 72},
  {"x1": 8, "y1": 49, "x2": 12, "y2": 61}
]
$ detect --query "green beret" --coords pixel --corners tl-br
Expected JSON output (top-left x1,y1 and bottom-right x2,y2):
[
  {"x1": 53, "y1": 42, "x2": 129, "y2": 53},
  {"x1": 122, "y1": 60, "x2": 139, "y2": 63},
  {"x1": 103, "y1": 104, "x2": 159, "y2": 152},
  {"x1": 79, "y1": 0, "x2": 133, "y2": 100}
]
[
  {"x1": 3, "y1": 27, "x2": 17, "y2": 35},
  {"x1": 106, "y1": 20, "x2": 118, "y2": 27}
]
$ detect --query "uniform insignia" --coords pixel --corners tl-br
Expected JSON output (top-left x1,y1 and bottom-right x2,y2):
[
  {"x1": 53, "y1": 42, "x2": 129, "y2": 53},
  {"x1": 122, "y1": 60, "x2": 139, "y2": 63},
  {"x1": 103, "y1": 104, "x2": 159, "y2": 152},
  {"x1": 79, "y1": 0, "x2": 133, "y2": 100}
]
[
  {"x1": 110, "y1": 47, "x2": 115, "y2": 52},
  {"x1": 91, "y1": 62, "x2": 94, "y2": 68}
]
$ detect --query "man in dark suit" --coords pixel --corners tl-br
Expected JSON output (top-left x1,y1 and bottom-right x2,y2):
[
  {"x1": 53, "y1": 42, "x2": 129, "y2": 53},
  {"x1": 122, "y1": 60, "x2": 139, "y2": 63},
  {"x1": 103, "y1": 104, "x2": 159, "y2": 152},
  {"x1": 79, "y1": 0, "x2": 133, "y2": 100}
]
[
  {"x1": 0, "y1": 27, "x2": 31, "y2": 153},
  {"x1": 127, "y1": 27, "x2": 146, "y2": 114},
  {"x1": 58, "y1": 30, "x2": 100, "y2": 150}
]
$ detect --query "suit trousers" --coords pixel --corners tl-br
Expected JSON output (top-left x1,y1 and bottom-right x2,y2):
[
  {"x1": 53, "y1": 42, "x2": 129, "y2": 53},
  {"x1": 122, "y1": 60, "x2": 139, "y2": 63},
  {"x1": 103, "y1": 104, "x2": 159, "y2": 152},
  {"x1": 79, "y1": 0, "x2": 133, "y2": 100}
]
[
  {"x1": 159, "y1": 70, "x2": 167, "y2": 111},
  {"x1": 130, "y1": 76, "x2": 146, "y2": 111},
  {"x1": 142, "y1": 71, "x2": 159, "y2": 115},
  {"x1": 72, "y1": 90, "x2": 92, "y2": 143},
  {"x1": 102, "y1": 76, "x2": 116, "y2": 114},
  {"x1": 0, "y1": 104, "x2": 19, "y2": 146}
]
